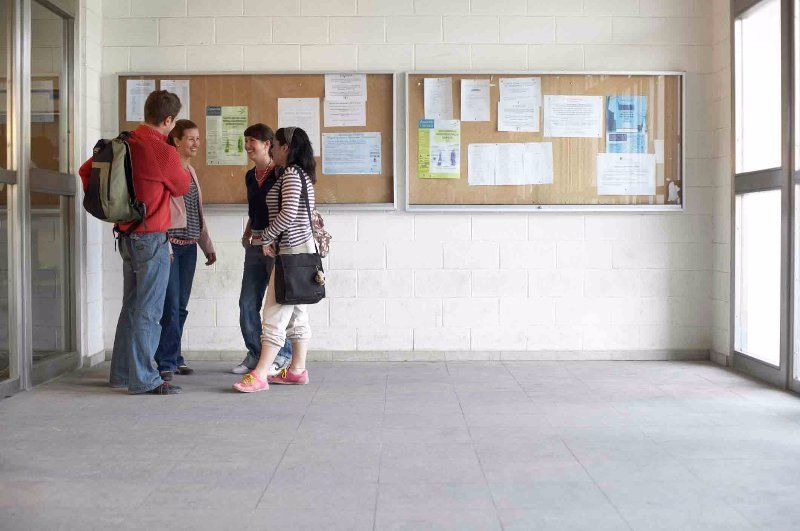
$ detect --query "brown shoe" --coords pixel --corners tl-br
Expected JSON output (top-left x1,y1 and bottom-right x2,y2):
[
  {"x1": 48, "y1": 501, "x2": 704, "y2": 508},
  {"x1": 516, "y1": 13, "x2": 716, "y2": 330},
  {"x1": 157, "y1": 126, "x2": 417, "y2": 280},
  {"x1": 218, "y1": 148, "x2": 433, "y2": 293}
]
[
  {"x1": 176, "y1": 365, "x2": 194, "y2": 375},
  {"x1": 146, "y1": 382, "x2": 181, "y2": 395},
  {"x1": 159, "y1": 370, "x2": 173, "y2": 381}
]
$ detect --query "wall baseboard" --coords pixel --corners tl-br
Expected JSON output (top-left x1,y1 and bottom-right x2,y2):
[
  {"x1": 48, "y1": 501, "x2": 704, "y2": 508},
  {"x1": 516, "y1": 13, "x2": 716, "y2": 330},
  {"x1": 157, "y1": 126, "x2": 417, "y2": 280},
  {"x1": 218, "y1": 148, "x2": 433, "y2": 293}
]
[
  {"x1": 710, "y1": 350, "x2": 730, "y2": 367},
  {"x1": 85, "y1": 350, "x2": 106, "y2": 367},
  {"x1": 171, "y1": 349, "x2": 711, "y2": 363}
]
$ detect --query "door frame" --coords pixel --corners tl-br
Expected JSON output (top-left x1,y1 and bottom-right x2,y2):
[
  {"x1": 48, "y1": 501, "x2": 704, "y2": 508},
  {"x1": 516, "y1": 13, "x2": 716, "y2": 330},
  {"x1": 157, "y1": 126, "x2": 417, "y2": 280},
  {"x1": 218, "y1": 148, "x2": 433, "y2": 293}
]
[{"x1": 730, "y1": 0, "x2": 792, "y2": 388}]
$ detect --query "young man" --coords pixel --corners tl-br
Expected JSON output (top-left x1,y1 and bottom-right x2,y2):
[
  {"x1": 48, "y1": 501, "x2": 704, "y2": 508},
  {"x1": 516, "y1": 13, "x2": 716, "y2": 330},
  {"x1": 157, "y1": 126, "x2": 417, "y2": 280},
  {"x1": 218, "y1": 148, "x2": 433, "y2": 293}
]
[{"x1": 79, "y1": 90, "x2": 190, "y2": 395}]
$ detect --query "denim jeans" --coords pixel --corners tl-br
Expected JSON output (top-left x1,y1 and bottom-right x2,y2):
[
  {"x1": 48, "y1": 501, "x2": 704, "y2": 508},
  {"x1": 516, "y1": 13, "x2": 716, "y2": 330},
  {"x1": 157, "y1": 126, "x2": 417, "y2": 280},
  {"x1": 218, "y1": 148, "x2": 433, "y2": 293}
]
[
  {"x1": 154, "y1": 242, "x2": 197, "y2": 372},
  {"x1": 109, "y1": 232, "x2": 171, "y2": 394},
  {"x1": 239, "y1": 245, "x2": 292, "y2": 369}
]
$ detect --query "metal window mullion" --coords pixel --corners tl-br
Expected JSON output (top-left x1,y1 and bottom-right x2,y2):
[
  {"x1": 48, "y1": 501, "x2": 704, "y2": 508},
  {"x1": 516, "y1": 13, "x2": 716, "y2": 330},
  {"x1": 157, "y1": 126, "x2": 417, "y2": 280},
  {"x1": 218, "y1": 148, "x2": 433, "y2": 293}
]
[
  {"x1": 8, "y1": 0, "x2": 34, "y2": 390},
  {"x1": 29, "y1": 169, "x2": 76, "y2": 196},
  {"x1": 0, "y1": 169, "x2": 17, "y2": 185},
  {"x1": 734, "y1": 168, "x2": 784, "y2": 192}
]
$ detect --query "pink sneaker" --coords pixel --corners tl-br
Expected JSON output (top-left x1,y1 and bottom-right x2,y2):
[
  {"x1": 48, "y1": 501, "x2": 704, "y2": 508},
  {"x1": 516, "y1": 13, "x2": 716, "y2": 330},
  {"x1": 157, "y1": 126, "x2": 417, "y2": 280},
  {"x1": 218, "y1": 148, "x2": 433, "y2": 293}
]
[
  {"x1": 233, "y1": 372, "x2": 268, "y2": 393},
  {"x1": 268, "y1": 368, "x2": 309, "y2": 385}
]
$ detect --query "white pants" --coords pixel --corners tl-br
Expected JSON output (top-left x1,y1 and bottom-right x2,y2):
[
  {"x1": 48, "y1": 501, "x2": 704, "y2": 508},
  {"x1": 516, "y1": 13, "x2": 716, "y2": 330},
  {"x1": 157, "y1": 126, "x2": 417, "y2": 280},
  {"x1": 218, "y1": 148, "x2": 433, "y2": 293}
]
[{"x1": 260, "y1": 239, "x2": 314, "y2": 348}]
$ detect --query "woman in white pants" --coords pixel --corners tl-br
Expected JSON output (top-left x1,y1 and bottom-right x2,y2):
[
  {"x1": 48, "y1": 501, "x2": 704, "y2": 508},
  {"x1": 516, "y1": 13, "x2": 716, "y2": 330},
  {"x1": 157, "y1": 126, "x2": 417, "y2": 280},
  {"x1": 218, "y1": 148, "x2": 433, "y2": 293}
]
[{"x1": 234, "y1": 126, "x2": 315, "y2": 393}]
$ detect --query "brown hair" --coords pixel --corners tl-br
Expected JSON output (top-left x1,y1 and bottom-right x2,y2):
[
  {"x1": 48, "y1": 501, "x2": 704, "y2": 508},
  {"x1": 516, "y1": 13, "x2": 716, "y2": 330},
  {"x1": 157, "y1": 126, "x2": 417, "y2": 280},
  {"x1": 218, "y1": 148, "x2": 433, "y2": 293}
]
[
  {"x1": 143, "y1": 90, "x2": 182, "y2": 126},
  {"x1": 168, "y1": 119, "x2": 199, "y2": 146},
  {"x1": 243, "y1": 123, "x2": 274, "y2": 144}
]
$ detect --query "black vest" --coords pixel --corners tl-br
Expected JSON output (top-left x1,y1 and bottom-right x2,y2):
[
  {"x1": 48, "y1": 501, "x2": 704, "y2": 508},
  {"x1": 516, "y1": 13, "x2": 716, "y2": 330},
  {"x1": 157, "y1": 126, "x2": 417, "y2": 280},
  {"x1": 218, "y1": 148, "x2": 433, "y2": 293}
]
[{"x1": 245, "y1": 166, "x2": 279, "y2": 231}]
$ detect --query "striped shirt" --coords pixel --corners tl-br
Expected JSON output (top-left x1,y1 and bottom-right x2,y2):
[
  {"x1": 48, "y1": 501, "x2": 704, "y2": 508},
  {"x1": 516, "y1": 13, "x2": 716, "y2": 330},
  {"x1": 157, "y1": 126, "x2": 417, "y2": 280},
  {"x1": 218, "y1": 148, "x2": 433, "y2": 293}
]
[
  {"x1": 169, "y1": 178, "x2": 201, "y2": 242},
  {"x1": 259, "y1": 165, "x2": 316, "y2": 251}
]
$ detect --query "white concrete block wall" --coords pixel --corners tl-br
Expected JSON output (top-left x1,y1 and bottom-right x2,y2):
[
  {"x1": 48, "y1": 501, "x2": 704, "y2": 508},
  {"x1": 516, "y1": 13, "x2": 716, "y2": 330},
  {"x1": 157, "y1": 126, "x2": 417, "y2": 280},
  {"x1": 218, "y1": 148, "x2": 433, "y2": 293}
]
[
  {"x1": 94, "y1": 0, "x2": 726, "y2": 357},
  {"x1": 83, "y1": 0, "x2": 106, "y2": 357},
  {"x1": 710, "y1": 0, "x2": 731, "y2": 363}
]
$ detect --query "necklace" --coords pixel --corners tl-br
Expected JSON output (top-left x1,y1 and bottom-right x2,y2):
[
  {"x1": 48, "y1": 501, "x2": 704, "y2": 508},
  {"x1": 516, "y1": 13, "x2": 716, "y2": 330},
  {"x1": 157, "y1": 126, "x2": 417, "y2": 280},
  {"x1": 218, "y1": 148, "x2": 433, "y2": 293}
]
[{"x1": 254, "y1": 163, "x2": 272, "y2": 186}]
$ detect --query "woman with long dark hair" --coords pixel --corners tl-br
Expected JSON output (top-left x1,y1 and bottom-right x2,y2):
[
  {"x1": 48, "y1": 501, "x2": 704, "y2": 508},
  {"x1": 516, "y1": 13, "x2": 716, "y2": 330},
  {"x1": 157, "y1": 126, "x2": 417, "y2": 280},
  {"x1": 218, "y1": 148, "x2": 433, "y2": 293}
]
[
  {"x1": 232, "y1": 123, "x2": 293, "y2": 376},
  {"x1": 234, "y1": 126, "x2": 316, "y2": 392},
  {"x1": 154, "y1": 119, "x2": 215, "y2": 380}
]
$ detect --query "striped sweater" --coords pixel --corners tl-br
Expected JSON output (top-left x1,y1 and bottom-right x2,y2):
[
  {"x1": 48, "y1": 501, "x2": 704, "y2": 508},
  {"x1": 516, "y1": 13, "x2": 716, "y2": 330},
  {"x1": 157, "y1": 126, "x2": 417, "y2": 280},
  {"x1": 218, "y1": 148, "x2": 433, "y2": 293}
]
[{"x1": 259, "y1": 165, "x2": 316, "y2": 250}]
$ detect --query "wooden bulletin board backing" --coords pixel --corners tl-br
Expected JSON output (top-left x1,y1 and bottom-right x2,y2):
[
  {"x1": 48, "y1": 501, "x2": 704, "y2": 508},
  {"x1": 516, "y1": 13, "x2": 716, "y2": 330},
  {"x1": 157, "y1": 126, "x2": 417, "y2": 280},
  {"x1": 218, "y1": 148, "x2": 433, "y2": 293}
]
[
  {"x1": 406, "y1": 72, "x2": 684, "y2": 211},
  {"x1": 118, "y1": 73, "x2": 395, "y2": 207}
]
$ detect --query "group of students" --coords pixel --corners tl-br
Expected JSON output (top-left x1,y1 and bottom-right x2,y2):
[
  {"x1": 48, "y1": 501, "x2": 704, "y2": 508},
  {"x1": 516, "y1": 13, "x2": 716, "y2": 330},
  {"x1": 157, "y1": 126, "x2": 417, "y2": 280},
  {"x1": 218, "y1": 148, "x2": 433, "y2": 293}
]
[{"x1": 79, "y1": 90, "x2": 317, "y2": 395}]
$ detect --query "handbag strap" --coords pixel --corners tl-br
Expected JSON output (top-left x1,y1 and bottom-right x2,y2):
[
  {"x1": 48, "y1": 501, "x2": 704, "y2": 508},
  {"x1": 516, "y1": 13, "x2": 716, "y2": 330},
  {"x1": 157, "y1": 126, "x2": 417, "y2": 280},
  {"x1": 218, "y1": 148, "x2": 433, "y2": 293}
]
[{"x1": 274, "y1": 166, "x2": 319, "y2": 255}]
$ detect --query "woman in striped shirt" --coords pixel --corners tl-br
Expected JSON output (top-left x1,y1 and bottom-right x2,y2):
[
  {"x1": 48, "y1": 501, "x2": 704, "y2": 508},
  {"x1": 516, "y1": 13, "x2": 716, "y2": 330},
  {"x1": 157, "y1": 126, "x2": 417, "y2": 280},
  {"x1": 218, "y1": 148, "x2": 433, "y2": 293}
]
[
  {"x1": 155, "y1": 119, "x2": 216, "y2": 380},
  {"x1": 234, "y1": 126, "x2": 316, "y2": 392}
]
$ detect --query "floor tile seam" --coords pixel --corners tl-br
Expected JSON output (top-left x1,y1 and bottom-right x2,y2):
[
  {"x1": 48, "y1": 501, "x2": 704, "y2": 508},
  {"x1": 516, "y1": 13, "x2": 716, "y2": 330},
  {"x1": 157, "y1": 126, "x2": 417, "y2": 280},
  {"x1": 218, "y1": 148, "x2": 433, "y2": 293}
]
[
  {"x1": 676, "y1": 468, "x2": 762, "y2": 529},
  {"x1": 561, "y1": 438, "x2": 635, "y2": 531},
  {"x1": 253, "y1": 373, "x2": 326, "y2": 511},
  {"x1": 373, "y1": 374, "x2": 389, "y2": 531},
  {"x1": 447, "y1": 362, "x2": 503, "y2": 528}
]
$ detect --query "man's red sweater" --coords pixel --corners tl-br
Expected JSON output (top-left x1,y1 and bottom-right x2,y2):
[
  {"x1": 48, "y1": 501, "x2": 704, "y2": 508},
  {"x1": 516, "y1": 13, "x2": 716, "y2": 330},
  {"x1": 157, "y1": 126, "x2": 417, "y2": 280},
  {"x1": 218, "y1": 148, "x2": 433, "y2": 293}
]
[{"x1": 78, "y1": 124, "x2": 190, "y2": 233}]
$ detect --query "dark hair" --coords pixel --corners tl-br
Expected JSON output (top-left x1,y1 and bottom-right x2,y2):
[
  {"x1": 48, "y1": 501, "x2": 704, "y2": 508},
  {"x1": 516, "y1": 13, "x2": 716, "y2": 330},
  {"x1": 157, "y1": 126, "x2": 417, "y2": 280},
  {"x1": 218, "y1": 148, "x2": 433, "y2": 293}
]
[
  {"x1": 243, "y1": 123, "x2": 274, "y2": 143},
  {"x1": 143, "y1": 90, "x2": 182, "y2": 126},
  {"x1": 275, "y1": 127, "x2": 316, "y2": 183},
  {"x1": 167, "y1": 119, "x2": 198, "y2": 146}
]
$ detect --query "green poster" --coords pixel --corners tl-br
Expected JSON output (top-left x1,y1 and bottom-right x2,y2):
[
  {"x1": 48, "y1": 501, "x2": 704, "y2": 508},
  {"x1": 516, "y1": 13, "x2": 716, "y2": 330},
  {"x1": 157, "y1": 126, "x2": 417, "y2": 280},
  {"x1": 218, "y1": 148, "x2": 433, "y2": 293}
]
[
  {"x1": 418, "y1": 119, "x2": 460, "y2": 179},
  {"x1": 206, "y1": 105, "x2": 248, "y2": 165}
]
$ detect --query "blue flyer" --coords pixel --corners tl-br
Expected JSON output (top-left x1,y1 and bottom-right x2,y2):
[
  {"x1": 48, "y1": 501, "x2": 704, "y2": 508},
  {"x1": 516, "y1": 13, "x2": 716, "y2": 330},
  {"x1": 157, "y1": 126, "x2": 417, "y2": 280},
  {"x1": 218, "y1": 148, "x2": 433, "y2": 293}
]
[{"x1": 606, "y1": 96, "x2": 647, "y2": 153}]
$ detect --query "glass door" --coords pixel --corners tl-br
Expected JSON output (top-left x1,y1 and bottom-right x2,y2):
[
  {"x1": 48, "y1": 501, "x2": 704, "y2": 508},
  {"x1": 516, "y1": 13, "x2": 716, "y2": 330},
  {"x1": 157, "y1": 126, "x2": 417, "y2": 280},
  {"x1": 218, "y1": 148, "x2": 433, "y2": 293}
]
[
  {"x1": 28, "y1": 0, "x2": 76, "y2": 383},
  {"x1": 792, "y1": 0, "x2": 800, "y2": 393},
  {"x1": 733, "y1": 0, "x2": 790, "y2": 387},
  {"x1": 0, "y1": 0, "x2": 17, "y2": 397}
]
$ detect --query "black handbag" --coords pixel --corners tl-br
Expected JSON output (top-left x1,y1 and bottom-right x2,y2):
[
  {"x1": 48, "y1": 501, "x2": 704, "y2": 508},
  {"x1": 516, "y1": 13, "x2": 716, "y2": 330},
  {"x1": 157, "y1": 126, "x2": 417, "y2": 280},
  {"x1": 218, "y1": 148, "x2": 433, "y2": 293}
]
[{"x1": 273, "y1": 169, "x2": 326, "y2": 305}]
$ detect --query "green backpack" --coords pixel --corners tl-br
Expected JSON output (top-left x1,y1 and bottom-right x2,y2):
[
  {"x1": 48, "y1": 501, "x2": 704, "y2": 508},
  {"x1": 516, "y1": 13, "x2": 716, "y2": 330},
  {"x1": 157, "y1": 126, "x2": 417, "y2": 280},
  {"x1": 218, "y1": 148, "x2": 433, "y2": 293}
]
[{"x1": 82, "y1": 132, "x2": 146, "y2": 235}]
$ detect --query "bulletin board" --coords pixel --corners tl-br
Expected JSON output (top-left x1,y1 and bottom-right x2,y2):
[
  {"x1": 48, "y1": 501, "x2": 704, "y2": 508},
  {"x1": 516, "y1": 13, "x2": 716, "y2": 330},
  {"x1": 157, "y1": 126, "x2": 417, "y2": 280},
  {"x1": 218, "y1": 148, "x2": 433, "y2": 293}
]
[
  {"x1": 406, "y1": 72, "x2": 684, "y2": 211},
  {"x1": 118, "y1": 73, "x2": 396, "y2": 208}
]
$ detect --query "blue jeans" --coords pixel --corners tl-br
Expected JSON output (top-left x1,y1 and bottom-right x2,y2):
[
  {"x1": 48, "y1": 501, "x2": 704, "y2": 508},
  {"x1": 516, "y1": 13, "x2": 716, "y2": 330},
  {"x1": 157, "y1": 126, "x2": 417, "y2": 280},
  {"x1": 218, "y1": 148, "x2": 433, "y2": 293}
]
[
  {"x1": 239, "y1": 245, "x2": 292, "y2": 369},
  {"x1": 154, "y1": 242, "x2": 197, "y2": 372},
  {"x1": 109, "y1": 232, "x2": 171, "y2": 394}
]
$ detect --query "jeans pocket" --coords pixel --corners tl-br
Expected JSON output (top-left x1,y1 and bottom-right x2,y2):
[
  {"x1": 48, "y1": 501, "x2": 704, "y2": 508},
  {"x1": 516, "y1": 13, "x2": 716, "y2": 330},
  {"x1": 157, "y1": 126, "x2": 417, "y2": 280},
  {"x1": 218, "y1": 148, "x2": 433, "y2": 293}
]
[{"x1": 130, "y1": 236, "x2": 164, "y2": 264}]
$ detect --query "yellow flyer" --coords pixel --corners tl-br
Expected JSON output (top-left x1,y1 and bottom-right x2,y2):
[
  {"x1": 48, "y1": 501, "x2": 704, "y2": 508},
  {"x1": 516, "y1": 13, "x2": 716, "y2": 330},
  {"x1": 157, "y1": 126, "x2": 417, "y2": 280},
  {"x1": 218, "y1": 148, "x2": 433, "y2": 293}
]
[{"x1": 418, "y1": 119, "x2": 460, "y2": 179}]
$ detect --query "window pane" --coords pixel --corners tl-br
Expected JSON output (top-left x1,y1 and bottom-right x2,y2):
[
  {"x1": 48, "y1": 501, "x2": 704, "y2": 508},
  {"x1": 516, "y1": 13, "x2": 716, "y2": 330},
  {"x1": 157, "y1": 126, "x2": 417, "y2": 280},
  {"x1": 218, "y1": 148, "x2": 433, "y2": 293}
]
[
  {"x1": 31, "y1": 193, "x2": 68, "y2": 356},
  {"x1": 30, "y1": 0, "x2": 64, "y2": 173},
  {"x1": 735, "y1": 0, "x2": 782, "y2": 173},
  {"x1": 735, "y1": 190, "x2": 781, "y2": 365},
  {"x1": 30, "y1": 1, "x2": 70, "y2": 359}
]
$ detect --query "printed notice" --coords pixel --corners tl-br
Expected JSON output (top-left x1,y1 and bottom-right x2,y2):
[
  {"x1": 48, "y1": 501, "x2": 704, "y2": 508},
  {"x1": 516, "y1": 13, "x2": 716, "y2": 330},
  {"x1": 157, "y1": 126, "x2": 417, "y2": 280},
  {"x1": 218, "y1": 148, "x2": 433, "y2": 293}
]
[
  {"x1": 418, "y1": 119, "x2": 460, "y2": 179},
  {"x1": 206, "y1": 106, "x2": 248, "y2": 166},
  {"x1": 160, "y1": 79, "x2": 190, "y2": 120},
  {"x1": 654, "y1": 139, "x2": 665, "y2": 164},
  {"x1": 325, "y1": 73, "x2": 367, "y2": 102},
  {"x1": 424, "y1": 77, "x2": 453, "y2": 120},
  {"x1": 126, "y1": 79, "x2": 155, "y2": 122},
  {"x1": 499, "y1": 77, "x2": 541, "y2": 106},
  {"x1": 278, "y1": 98, "x2": 321, "y2": 156},
  {"x1": 498, "y1": 99, "x2": 539, "y2": 132},
  {"x1": 324, "y1": 99, "x2": 366, "y2": 127},
  {"x1": 31, "y1": 79, "x2": 56, "y2": 123},
  {"x1": 606, "y1": 96, "x2": 647, "y2": 153},
  {"x1": 522, "y1": 142, "x2": 554, "y2": 185},
  {"x1": 544, "y1": 95, "x2": 603, "y2": 138},
  {"x1": 597, "y1": 153, "x2": 656, "y2": 196},
  {"x1": 667, "y1": 180, "x2": 680, "y2": 203},
  {"x1": 467, "y1": 142, "x2": 553, "y2": 186},
  {"x1": 496, "y1": 143, "x2": 526, "y2": 185},
  {"x1": 461, "y1": 79, "x2": 490, "y2": 122},
  {"x1": 468, "y1": 143, "x2": 498, "y2": 186},
  {"x1": 322, "y1": 132, "x2": 381, "y2": 175}
]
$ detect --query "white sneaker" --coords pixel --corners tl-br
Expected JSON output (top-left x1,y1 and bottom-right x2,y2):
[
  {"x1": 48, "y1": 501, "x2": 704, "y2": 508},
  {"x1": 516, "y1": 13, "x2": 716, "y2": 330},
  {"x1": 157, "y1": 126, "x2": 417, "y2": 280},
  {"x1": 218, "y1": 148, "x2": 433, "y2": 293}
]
[
  {"x1": 232, "y1": 362, "x2": 251, "y2": 375},
  {"x1": 268, "y1": 358, "x2": 290, "y2": 377}
]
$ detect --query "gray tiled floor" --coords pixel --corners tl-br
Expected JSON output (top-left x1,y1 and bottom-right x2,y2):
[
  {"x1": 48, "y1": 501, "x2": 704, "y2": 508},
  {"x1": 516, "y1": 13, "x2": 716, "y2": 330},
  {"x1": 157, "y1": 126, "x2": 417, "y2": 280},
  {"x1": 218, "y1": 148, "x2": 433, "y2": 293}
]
[{"x1": 2, "y1": 360, "x2": 800, "y2": 530}]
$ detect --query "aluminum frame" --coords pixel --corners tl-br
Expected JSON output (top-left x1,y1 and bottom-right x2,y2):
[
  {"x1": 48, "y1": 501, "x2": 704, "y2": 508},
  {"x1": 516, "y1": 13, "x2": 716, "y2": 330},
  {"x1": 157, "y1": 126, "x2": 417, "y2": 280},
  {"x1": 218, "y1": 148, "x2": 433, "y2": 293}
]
[
  {"x1": 731, "y1": 0, "x2": 792, "y2": 389},
  {"x1": 117, "y1": 71, "x2": 400, "y2": 212},
  {"x1": 403, "y1": 70, "x2": 687, "y2": 213}
]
